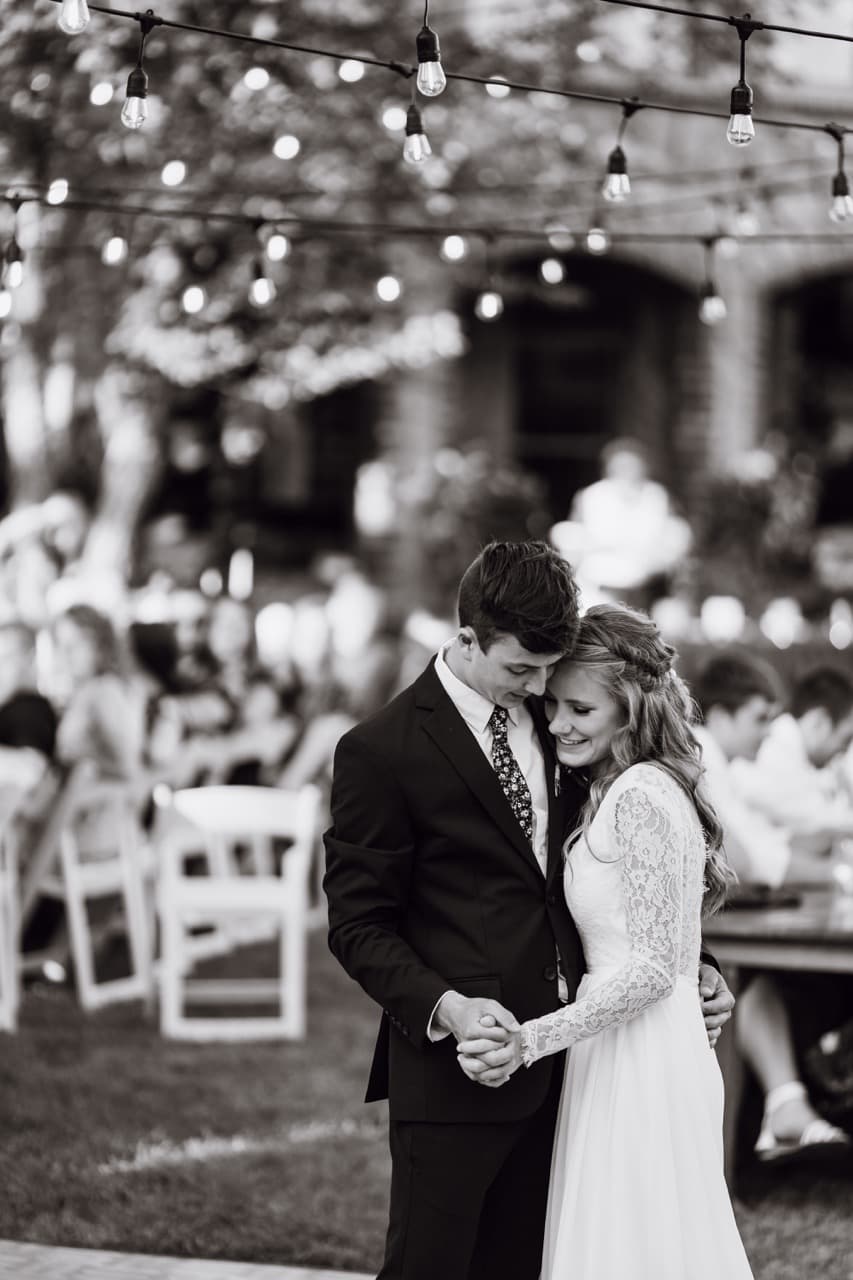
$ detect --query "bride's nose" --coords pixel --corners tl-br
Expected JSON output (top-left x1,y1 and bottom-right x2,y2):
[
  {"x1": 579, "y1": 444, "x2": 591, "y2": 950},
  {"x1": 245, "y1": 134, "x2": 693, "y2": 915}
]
[{"x1": 548, "y1": 701, "x2": 571, "y2": 734}]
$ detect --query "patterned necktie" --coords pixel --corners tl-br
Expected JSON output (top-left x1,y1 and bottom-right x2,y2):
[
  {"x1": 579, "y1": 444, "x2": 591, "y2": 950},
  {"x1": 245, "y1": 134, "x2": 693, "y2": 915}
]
[{"x1": 488, "y1": 705, "x2": 533, "y2": 843}]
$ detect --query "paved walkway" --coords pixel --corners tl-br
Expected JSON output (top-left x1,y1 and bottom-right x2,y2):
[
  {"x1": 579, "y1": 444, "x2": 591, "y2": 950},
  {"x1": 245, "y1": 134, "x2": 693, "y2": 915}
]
[{"x1": 0, "y1": 1242, "x2": 372, "y2": 1280}]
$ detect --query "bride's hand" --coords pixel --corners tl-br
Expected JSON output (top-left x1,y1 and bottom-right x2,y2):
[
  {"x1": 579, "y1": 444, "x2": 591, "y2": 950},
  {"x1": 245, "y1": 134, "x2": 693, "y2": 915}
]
[{"x1": 457, "y1": 1029, "x2": 523, "y2": 1086}]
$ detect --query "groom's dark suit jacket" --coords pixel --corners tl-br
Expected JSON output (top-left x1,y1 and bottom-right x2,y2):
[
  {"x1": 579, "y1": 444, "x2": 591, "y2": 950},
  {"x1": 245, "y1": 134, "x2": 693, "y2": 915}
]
[{"x1": 324, "y1": 658, "x2": 588, "y2": 1124}]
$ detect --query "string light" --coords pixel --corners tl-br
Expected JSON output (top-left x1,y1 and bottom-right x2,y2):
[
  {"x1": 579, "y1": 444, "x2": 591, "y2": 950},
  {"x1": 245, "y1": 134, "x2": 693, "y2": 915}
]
[
  {"x1": 46, "y1": 178, "x2": 69, "y2": 205},
  {"x1": 272, "y1": 134, "x2": 301, "y2": 160},
  {"x1": 376, "y1": 274, "x2": 401, "y2": 302},
  {"x1": 249, "y1": 257, "x2": 276, "y2": 306},
  {"x1": 121, "y1": 11, "x2": 160, "y2": 130},
  {"x1": 603, "y1": 101, "x2": 640, "y2": 202},
  {"x1": 474, "y1": 238, "x2": 504, "y2": 321},
  {"x1": 546, "y1": 224, "x2": 575, "y2": 251},
  {"x1": 182, "y1": 284, "x2": 206, "y2": 314},
  {"x1": 4, "y1": 237, "x2": 24, "y2": 290},
  {"x1": 89, "y1": 80, "x2": 114, "y2": 106},
  {"x1": 826, "y1": 124, "x2": 853, "y2": 223},
  {"x1": 585, "y1": 225, "x2": 610, "y2": 254},
  {"x1": 416, "y1": 2, "x2": 447, "y2": 97},
  {"x1": 440, "y1": 234, "x2": 467, "y2": 261},
  {"x1": 0, "y1": 289, "x2": 11, "y2": 319},
  {"x1": 161, "y1": 160, "x2": 187, "y2": 187},
  {"x1": 101, "y1": 234, "x2": 128, "y2": 265},
  {"x1": 57, "y1": 0, "x2": 90, "y2": 36},
  {"x1": 243, "y1": 67, "x2": 270, "y2": 91},
  {"x1": 265, "y1": 232, "x2": 289, "y2": 261},
  {"x1": 698, "y1": 238, "x2": 726, "y2": 325},
  {"x1": 540, "y1": 257, "x2": 565, "y2": 283},
  {"x1": 485, "y1": 76, "x2": 511, "y2": 100},
  {"x1": 403, "y1": 102, "x2": 432, "y2": 165},
  {"x1": 727, "y1": 15, "x2": 757, "y2": 148},
  {"x1": 338, "y1": 59, "x2": 365, "y2": 83}
]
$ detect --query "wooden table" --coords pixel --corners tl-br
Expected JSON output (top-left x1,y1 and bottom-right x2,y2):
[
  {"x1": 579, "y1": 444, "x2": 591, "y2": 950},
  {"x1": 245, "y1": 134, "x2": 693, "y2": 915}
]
[{"x1": 703, "y1": 888, "x2": 853, "y2": 1184}]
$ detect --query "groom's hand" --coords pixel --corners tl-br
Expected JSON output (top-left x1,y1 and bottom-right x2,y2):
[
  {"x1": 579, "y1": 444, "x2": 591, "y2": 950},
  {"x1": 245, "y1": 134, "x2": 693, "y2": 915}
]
[
  {"x1": 699, "y1": 963, "x2": 735, "y2": 1048},
  {"x1": 433, "y1": 992, "x2": 519, "y2": 1045}
]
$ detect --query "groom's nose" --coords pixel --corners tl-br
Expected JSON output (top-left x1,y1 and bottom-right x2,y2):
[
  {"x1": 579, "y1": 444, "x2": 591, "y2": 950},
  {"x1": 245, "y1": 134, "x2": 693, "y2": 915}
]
[{"x1": 524, "y1": 668, "x2": 549, "y2": 697}]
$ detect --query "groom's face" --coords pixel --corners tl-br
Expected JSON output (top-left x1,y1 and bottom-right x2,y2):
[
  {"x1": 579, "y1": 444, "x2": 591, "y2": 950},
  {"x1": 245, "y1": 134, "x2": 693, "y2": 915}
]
[{"x1": 459, "y1": 630, "x2": 564, "y2": 708}]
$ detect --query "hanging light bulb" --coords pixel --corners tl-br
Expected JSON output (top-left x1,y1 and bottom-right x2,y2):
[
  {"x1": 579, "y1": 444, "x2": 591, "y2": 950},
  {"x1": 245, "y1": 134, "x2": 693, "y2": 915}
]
[
  {"x1": 602, "y1": 145, "x2": 630, "y2": 202},
  {"x1": 416, "y1": 7, "x2": 447, "y2": 97},
  {"x1": 699, "y1": 283, "x2": 727, "y2": 325},
  {"x1": 585, "y1": 226, "x2": 610, "y2": 255},
  {"x1": 57, "y1": 0, "x2": 90, "y2": 35},
  {"x1": 4, "y1": 238, "x2": 24, "y2": 290},
  {"x1": 440, "y1": 235, "x2": 467, "y2": 262},
  {"x1": 101, "y1": 235, "x2": 128, "y2": 266},
  {"x1": 249, "y1": 259, "x2": 276, "y2": 307},
  {"x1": 826, "y1": 127, "x2": 853, "y2": 224},
  {"x1": 539, "y1": 257, "x2": 564, "y2": 284},
  {"x1": 182, "y1": 285, "x2": 206, "y2": 315},
  {"x1": 726, "y1": 18, "x2": 756, "y2": 147},
  {"x1": 474, "y1": 289, "x2": 503, "y2": 321},
  {"x1": 265, "y1": 233, "x2": 289, "y2": 262},
  {"x1": 829, "y1": 171, "x2": 853, "y2": 223},
  {"x1": 403, "y1": 103, "x2": 432, "y2": 165},
  {"x1": 121, "y1": 12, "x2": 158, "y2": 130}
]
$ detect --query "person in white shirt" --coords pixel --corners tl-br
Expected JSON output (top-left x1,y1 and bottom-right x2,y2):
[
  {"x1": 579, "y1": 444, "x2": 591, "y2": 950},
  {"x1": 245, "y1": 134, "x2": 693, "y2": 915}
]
[
  {"x1": 693, "y1": 653, "x2": 850, "y2": 1164},
  {"x1": 732, "y1": 668, "x2": 853, "y2": 864}
]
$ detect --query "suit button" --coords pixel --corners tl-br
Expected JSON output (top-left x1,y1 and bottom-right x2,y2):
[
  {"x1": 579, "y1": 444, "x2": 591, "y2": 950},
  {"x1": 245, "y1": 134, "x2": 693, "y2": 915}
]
[{"x1": 543, "y1": 964, "x2": 557, "y2": 982}]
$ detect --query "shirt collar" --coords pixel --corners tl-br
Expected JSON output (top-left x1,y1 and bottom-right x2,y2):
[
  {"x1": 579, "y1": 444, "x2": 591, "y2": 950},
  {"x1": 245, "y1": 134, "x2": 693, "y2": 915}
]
[{"x1": 435, "y1": 641, "x2": 520, "y2": 734}]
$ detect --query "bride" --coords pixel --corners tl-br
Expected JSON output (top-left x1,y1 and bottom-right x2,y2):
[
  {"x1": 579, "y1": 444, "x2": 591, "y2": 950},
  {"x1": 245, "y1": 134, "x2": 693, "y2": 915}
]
[{"x1": 458, "y1": 603, "x2": 753, "y2": 1279}]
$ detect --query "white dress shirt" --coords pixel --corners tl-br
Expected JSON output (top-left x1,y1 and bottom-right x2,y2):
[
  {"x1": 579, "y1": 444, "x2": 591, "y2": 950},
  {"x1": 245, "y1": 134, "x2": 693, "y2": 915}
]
[
  {"x1": 731, "y1": 713, "x2": 853, "y2": 838},
  {"x1": 693, "y1": 724, "x2": 792, "y2": 888},
  {"x1": 427, "y1": 644, "x2": 563, "y2": 1041}
]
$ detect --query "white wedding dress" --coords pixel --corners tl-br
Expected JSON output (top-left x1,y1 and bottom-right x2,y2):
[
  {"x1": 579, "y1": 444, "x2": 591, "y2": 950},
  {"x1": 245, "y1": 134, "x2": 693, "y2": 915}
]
[{"x1": 521, "y1": 763, "x2": 753, "y2": 1280}]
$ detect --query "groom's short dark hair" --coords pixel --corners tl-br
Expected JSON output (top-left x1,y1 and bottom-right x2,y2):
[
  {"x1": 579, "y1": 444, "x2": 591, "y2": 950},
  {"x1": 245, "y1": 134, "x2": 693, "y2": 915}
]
[{"x1": 457, "y1": 540, "x2": 580, "y2": 654}]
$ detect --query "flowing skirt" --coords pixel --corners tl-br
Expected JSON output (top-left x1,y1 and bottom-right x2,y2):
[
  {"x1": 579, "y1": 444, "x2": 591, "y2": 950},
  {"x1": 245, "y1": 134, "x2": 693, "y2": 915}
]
[{"x1": 541, "y1": 973, "x2": 753, "y2": 1280}]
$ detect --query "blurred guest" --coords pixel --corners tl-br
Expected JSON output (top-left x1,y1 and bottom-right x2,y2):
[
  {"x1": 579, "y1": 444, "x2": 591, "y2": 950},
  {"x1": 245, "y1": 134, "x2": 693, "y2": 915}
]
[
  {"x1": 0, "y1": 620, "x2": 57, "y2": 788},
  {"x1": 550, "y1": 436, "x2": 691, "y2": 607},
  {"x1": 693, "y1": 651, "x2": 850, "y2": 1162},
  {"x1": 51, "y1": 605, "x2": 143, "y2": 781},
  {"x1": 733, "y1": 668, "x2": 853, "y2": 854}
]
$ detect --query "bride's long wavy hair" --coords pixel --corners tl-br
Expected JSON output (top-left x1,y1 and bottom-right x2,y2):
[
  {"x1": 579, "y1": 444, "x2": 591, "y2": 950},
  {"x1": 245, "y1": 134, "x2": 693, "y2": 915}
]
[{"x1": 561, "y1": 604, "x2": 733, "y2": 915}]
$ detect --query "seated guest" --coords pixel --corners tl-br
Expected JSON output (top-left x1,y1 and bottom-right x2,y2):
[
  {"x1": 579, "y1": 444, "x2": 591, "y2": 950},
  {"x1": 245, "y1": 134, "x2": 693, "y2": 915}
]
[
  {"x1": 51, "y1": 604, "x2": 143, "y2": 781},
  {"x1": 693, "y1": 651, "x2": 850, "y2": 1162},
  {"x1": 732, "y1": 667, "x2": 853, "y2": 854},
  {"x1": 0, "y1": 620, "x2": 57, "y2": 788}
]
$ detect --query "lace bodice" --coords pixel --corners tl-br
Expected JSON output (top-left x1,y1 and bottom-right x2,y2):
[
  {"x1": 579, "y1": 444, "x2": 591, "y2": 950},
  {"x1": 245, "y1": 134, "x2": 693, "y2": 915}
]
[{"x1": 521, "y1": 763, "x2": 708, "y2": 1065}]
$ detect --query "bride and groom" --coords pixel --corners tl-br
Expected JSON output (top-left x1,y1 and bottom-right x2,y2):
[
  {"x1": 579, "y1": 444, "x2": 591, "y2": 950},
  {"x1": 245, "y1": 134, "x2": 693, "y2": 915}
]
[{"x1": 324, "y1": 540, "x2": 752, "y2": 1279}]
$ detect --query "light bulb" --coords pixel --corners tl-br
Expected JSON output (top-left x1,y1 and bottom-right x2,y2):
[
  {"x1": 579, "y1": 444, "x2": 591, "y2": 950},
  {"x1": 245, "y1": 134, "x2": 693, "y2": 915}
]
[
  {"x1": 46, "y1": 178, "x2": 69, "y2": 205},
  {"x1": 376, "y1": 275, "x2": 401, "y2": 303},
  {"x1": 121, "y1": 66, "x2": 148, "y2": 129},
  {"x1": 182, "y1": 286, "x2": 206, "y2": 314},
  {"x1": 5, "y1": 260, "x2": 23, "y2": 290},
  {"x1": 602, "y1": 145, "x2": 630, "y2": 203},
  {"x1": 475, "y1": 290, "x2": 503, "y2": 321},
  {"x1": 829, "y1": 173, "x2": 853, "y2": 223},
  {"x1": 416, "y1": 24, "x2": 447, "y2": 97},
  {"x1": 699, "y1": 286, "x2": 727, "y2": 325},
  {"x1": 585, "y1": 227, "x2": 610, "y2": 255},
  {"x1": 726, "y1": 82, "x2": 754, "y2": 147},
  {"x1": 58, "y1": 0, "x2": 90, "y2": 35},
  {"x1": 265, "y1": 234, "x2": 289, "y2": 262},
  {"x1": 403, "y1": 105, "x2": 432, "y2": 165},
  {"x1": 102, "y1": 236, "x2": 128, "y2": 265},
  {"x1": 250, "y1": 263, "x2": 276, "y2": 307},
  {"x1": 273, "y1": 134, "x2": 301, "y2": 160},
  {"x1": 0, "y1": 290, "x2": 12, "y2": 319},
  {"x1": 440, "y1": 235, "x2": 467, "y2": 262},
  {"x1": 539, "y1": 257, "x2": 564, "y2": 284},
  {"x1": 546, "y1": 224, "x2": 575, "y2": 251}
]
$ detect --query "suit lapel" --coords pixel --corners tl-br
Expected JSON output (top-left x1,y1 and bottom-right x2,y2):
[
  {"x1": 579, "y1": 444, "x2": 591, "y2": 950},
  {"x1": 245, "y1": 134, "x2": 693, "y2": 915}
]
[{"x1": 416, "y1": 663, "x2": 546, "y2": 883}]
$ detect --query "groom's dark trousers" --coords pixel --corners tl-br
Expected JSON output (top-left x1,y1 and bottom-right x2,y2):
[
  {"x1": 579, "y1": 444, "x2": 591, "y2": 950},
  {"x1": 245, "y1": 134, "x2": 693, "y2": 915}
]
[{"x1": 324, "y1": 659, "x2": 587, "y2": 1280}]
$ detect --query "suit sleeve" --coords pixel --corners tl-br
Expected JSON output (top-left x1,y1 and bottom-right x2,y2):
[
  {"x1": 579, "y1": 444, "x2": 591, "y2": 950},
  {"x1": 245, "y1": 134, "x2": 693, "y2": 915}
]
[{"x1": 323, "y1": 728, "x2": 451, "y2": 1048}]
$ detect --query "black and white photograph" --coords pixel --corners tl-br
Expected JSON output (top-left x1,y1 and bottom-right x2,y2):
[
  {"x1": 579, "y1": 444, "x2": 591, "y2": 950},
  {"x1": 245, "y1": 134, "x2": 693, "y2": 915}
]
[{"x1": 1, "y1": 3, "x2": 853, "y2": 1279}]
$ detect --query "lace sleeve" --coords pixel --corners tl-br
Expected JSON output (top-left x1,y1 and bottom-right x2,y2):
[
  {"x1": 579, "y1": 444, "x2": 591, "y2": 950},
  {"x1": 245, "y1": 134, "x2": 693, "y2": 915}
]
[{"x1": 520, "y1": 777, "x2": 684, "y2": 1065}]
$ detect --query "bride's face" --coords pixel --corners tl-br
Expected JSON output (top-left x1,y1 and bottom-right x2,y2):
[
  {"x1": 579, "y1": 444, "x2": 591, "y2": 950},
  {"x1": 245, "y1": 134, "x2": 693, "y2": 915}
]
[{"x1": 544, "y1": 664, "x2": 625, "y2": 778}]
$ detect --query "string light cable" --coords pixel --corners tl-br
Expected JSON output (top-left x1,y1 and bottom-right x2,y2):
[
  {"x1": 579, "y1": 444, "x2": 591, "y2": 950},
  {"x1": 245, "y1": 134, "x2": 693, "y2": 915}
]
[{"x1": 595, "y1": 1, "x2": 853, "y2": 48}]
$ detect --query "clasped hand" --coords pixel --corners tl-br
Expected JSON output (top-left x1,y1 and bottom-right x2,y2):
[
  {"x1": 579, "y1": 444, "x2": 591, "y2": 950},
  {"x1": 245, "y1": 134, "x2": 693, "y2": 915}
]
[{"x1": 456, "y1": 1005, "x2": 524, "y2": 1089}]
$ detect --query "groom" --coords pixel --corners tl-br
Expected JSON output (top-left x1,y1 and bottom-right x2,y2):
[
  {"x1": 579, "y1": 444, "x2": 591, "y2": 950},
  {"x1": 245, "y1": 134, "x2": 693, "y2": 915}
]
[{"x1": 324, "y1": 540, "x2": 732, "y2": 1280}]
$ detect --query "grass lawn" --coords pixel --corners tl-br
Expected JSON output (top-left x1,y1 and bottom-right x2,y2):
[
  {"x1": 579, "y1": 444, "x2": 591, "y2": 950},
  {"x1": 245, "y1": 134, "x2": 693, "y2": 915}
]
[{"x1": 1, "y1": 931, "x2": 851, "y2": 1277}]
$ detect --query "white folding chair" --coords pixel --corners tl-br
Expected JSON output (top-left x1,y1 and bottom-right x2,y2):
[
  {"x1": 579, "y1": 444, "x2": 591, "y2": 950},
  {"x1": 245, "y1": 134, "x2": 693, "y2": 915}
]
[
  {"x1": 0, "y1": 788, "x2": 24, "y2": 1032},
  {"x1": 38, "y1": 777, "x2": 155, "y2": 1011},
  {"x1": 155, "y1": 784, "x2": 321, "y2": 1042}
]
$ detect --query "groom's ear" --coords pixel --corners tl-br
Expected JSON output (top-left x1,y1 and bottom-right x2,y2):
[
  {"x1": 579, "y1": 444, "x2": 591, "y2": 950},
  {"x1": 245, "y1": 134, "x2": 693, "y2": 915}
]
[{"x1": 457, "y1": 626, "x2": 478, "y2": 660}]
